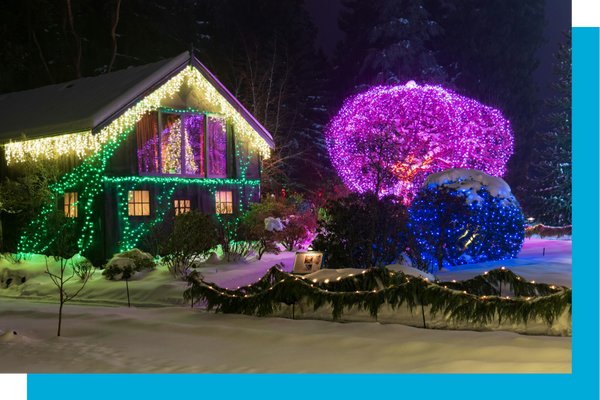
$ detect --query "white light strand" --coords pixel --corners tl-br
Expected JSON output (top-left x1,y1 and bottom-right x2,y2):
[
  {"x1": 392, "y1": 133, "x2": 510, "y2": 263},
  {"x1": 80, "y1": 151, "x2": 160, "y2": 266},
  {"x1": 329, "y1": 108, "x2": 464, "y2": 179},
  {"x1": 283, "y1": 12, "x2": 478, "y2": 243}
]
[
  {"x1": 5, "y1": 66, "x2": 271, "y2": 165},
  {"x1": 5, "y1": 131, "x2": 96, "y2": 164}
]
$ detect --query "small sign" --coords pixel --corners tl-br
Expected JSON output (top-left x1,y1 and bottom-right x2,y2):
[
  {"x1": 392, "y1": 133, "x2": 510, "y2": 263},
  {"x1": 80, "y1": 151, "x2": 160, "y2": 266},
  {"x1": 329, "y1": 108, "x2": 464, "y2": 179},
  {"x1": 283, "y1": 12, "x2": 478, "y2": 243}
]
[{"x1": 292, "y1": 251, "x2": 324, "y2": 275}]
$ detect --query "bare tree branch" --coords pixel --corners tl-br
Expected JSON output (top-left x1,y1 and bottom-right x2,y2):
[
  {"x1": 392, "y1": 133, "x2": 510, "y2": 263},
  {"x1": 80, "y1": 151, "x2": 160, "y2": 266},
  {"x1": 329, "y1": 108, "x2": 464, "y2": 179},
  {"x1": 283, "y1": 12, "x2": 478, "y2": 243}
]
[
  {"x1": 66, "y1": 0, "x2": 82, "y2": 78},
  {"x1": 32, "y1": 31, "x2": 55, "y2": 84},
  {"x1": 107, "y1": 0, "x2": 122, "y2": 74}
]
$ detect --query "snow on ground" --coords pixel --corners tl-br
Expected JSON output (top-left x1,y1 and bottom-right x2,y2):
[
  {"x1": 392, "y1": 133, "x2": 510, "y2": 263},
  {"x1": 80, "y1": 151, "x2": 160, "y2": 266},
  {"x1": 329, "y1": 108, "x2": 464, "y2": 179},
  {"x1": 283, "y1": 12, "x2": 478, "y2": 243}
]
[
  {"x1": 0, "y1": 299, "x2": 570, "y2": 373},
  {"x1": 432, "y1": 237, "x2": 572, "y2": 289},
  {"x1": 0, "y1": 237, "x2": 571, "y2": 372}
]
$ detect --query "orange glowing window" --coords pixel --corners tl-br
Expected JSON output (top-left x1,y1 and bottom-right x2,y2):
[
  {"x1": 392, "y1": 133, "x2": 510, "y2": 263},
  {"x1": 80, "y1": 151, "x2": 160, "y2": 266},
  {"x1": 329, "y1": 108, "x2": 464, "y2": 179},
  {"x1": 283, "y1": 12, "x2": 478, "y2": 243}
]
[
  {"x1": 215, "y1": 191, "x2": 233, "y2": 214},
  {"x1": 128, "y1": 190, "x2": 150, "y2": 216},
  {"x1": 64, "y1": 192, "x2": 78, "y2": 218},
  {"x1": 174, "y1": 199, "x2": 191, "y2": 215}
]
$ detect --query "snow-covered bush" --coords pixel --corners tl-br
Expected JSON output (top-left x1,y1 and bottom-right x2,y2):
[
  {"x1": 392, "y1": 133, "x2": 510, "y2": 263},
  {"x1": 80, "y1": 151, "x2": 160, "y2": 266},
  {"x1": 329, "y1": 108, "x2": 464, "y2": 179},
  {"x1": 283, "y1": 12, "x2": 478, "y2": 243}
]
[
  {"x1": 408, "y1": 169, "x2": 525, "y2": 267},
  {"x1": 238, "y1": 197, "x2": 290, "y2": 260},
  {"x1": 102, "y1": 249, "x2": 154, "y2": 280},
  {"x1": 73, "y1": 259, "x2": 94, "y2": 280}
]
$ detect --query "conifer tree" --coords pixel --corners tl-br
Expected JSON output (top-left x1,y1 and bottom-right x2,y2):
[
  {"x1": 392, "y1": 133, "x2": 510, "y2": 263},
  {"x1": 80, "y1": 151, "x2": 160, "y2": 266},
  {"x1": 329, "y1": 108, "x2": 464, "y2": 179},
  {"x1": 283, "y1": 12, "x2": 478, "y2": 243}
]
[
  {"x1": 533, "y1": 30, "x2": 572, "y2": 226},
  {"x1": 424, "y1": 0, "x2": 546, "y2": 206},
  {"x1": 335, "y1": 0, "x2": 443, "y2": 94}
]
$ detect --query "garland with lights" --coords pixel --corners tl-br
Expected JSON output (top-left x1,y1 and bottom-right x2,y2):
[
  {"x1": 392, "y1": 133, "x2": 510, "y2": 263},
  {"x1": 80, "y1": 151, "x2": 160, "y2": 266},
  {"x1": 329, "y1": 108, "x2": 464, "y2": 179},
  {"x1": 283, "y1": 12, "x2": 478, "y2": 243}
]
[
  {"x1": 17, "y1": 65, "x2": 266, "y2": 256},
  {"x1": 525, "y1": 224, "x2": 572, "y2": 239},
  {"x1": 184, "y1": 265, "x2": 571, "y2": 330}
]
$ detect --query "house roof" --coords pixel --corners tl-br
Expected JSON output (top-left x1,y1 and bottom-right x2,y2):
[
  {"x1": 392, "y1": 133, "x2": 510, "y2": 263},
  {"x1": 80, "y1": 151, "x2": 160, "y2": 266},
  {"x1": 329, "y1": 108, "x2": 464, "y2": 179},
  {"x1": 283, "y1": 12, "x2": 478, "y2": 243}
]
[{"x1": 0, "y1": 52, "x2": 274, "y2": 147}]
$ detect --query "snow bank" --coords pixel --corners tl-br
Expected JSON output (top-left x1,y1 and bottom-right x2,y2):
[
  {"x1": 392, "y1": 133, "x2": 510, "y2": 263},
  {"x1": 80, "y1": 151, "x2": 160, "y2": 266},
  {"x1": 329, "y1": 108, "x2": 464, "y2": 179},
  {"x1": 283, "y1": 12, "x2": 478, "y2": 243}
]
[
  {"x1": 0, "y1": 239, "x2": 570, "y2": 336},
  {"x1": 303, "y1": 264, "x2": 434, "y2": 284},
  {"x1": 424, "y1": 168, "x2": 517, "y2": 206}
]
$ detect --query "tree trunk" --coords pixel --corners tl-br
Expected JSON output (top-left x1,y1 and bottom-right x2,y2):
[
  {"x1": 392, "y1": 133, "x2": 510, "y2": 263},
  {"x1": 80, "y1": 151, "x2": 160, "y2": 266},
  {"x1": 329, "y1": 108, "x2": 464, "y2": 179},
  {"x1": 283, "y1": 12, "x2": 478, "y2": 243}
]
[
  {"x1": 365, "y1": 190, "x2": 380, "y2": 269},
  {"x1": 58, "y1": 300, "x2": 63, "y2": 337},
  {"x1": 126, "y1": 278, "x2": 130, "y2": 308}
]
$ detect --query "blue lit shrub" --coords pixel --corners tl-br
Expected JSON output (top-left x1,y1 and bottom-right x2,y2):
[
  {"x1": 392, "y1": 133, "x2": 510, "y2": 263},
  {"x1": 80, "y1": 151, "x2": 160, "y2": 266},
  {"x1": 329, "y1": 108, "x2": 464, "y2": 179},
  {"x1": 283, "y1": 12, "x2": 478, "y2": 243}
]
[{"x1": 408, "y1": 183, "x2": 525, "y2": 268}]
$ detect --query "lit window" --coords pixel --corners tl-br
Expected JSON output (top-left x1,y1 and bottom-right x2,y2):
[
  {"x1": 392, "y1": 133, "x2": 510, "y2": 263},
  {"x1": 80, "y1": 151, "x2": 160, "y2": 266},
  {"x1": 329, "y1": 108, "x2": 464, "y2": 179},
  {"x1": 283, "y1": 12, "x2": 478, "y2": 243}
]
[
  {"x1": 207, "y1": 116, "x2": 227, "y2": 177},
  {"x1": 174, "y1": 199, "x2": 191, "y2": 215},
  {"x1": 64, "y1": 192, "x2": 78, "y2": 218},
  {"x1": 215, "y1": 191, "x2": 233, "y2": 214},
  {"x1": 128, "y1": 190, "x2": 150, "y2": 216}
]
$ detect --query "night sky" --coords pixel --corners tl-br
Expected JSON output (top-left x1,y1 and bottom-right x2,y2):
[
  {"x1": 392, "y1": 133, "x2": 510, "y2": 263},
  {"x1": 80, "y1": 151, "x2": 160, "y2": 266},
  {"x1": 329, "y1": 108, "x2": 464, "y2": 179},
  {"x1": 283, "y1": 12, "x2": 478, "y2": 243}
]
[{"x1": 304, "y1": 0, "x2": 572, "y2": 104}]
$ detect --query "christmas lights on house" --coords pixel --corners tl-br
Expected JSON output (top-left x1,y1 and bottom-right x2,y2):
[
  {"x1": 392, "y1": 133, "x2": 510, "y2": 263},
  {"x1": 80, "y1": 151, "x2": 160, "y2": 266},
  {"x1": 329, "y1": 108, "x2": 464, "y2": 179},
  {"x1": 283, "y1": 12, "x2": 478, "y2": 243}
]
[{"x1": 16, "y1": 64, "x2": 267, "y2": 256}]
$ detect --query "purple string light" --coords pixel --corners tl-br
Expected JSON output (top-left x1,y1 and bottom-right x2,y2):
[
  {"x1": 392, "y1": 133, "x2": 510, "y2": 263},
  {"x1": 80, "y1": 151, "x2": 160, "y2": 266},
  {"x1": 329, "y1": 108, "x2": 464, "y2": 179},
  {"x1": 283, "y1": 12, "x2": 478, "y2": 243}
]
[{"x1": 326, "y1": 82, "x2": 513, "y2": 202}]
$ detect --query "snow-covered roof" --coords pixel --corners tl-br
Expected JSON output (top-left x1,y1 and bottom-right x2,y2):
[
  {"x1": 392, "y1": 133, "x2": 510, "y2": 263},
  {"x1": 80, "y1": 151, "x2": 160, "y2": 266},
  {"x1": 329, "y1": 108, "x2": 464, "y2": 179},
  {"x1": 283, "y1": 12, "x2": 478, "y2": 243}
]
[{"x1": 0, "y1": 52, "x2": 273, "y2": 148}]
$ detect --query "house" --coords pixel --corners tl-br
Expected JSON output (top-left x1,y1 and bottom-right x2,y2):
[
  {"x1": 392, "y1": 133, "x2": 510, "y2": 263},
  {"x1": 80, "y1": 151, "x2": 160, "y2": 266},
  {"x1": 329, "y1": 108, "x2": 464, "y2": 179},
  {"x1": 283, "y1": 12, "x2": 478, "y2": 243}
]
[{"x1": 0, "y1": 51, "x2": 274, "y2": 262}]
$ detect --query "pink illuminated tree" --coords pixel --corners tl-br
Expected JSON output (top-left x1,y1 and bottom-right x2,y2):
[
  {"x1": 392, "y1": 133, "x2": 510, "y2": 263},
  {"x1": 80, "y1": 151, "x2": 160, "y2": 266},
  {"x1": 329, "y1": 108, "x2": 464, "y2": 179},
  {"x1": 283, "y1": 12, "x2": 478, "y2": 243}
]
[{"x1": 325, "y1": 81, "x2": 513, "y2": 202}]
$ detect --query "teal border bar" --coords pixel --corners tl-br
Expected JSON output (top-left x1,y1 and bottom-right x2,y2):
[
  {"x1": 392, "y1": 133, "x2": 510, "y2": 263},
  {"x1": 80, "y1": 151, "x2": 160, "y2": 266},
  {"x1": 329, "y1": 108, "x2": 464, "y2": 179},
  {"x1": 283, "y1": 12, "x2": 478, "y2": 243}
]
[
  {"x1": 572, "y1": 27, "x2": 600, "y2": 395},
  {"x1": 25, "y1": 28, "x2": 599, "y2": 400}
]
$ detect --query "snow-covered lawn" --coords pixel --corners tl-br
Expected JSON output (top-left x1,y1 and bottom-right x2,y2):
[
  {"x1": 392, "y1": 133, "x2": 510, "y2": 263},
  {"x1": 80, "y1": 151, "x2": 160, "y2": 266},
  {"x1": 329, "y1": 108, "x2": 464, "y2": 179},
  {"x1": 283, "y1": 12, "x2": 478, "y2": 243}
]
[{"x1": 0, "y1": 236, "x2": 571, "y2": 373}]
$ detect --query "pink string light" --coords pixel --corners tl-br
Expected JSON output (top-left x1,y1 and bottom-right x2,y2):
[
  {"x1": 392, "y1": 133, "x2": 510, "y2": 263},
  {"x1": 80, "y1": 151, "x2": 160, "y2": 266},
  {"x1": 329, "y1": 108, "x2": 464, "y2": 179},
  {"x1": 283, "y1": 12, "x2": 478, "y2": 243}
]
[{"x1": 326, "y1": 82, "x2": 513, "y2": 202}]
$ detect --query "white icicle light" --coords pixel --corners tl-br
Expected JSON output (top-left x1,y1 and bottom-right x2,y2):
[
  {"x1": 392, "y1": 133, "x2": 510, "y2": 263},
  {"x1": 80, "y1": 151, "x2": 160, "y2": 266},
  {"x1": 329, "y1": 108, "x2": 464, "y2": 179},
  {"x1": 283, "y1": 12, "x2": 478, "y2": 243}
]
[{"x1": 5, "y1": 66, "x2": 271, "y2": 166}]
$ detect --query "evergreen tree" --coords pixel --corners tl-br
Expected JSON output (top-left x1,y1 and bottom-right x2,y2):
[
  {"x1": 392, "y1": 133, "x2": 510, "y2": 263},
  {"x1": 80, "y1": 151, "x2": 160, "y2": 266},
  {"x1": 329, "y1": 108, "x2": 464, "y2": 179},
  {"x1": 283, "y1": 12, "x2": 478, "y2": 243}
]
[
  {"x1": 533, "y1": 30, "x2": 571, "y2": 226},
  {"x1": 207, "y1": 0, "x2": 334, "y2": 194},
  {"x1": 334, "y1": 0, "x2": 443, "y2": 97},
  {"x1": 360, "y1": 0, "x2": 444, "y2": 86},
  {"x1": 425, "y1": 0, "x2": 546, "y2": 207}
]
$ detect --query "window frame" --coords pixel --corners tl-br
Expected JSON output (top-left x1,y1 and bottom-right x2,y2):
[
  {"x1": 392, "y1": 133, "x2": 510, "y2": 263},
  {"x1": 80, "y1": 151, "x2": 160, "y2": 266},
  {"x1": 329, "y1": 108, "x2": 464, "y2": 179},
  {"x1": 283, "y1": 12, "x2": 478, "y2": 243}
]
[
  {"x1": 128, "y1": 190, "x2": 151, "y2": 217},
  {"x1": 174, "y1": 199, "x2": 191, "y2": 215},
  {"x1": 64, "y1": 192, "x2": 78, "y2": 218},
  {"x1": 138, "y1": 110, "x2": 229, "y2": 179},
  {"x1": 215, "y1": 190, "x2": 234, "y2": 215}
]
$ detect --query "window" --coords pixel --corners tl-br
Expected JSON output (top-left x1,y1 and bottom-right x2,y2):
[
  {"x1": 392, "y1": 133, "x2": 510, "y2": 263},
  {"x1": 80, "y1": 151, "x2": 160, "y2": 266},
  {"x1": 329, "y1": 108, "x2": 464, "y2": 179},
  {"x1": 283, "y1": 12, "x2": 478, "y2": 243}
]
[
  {"x1": 215, "y1": 191, "x2": 233, "y2": 214},
  {"x1": 207, "y1": 116, "x2": 227, "y2": 177},
  {"x1": 137, "y1": 112, "x2": 159, "y2": 173},
  {"x1": 138, "y1": 111, "x2": 227, "y2": 178},
  {"x1": 64, "y1": 192, "x2": 78, "y2": 218},
  {"x1": 128, "y1": 190, "x2": 150, "y2": 216},
  {"x1": 174, "y1": 199, "x2": 191, "y2": 215}
]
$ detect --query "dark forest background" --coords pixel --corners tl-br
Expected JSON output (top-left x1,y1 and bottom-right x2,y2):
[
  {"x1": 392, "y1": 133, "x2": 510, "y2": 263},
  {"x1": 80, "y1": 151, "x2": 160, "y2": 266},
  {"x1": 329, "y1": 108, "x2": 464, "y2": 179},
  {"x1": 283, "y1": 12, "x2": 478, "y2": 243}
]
[{"x1": 0, "y1": 0, "x2": 570, "y2": 223}]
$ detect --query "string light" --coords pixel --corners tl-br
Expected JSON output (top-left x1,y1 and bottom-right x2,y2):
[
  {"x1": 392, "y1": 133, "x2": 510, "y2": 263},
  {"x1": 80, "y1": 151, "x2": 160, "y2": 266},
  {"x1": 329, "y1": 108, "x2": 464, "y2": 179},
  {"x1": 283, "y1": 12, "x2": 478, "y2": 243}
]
[
  {"x1": 16, "y1": 64, "x2": 268, "y2": 255},
  {"x1": 408, "y1": 179, "x2": 525, "y2": 265},
  {"x1": 326, "y1": 82, "x2": 513, "y2": 201},
  {"x1": 5, "y1": 131, "x2": 97, "y2": 164}
]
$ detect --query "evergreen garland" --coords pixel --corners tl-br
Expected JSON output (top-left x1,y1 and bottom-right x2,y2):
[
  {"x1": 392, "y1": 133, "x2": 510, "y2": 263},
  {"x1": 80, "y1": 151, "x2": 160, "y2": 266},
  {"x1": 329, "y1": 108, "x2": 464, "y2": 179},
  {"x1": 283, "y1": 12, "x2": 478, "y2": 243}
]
[
  {"x1": 525, "y1": 224, "x2": 572, "y2": 239},
  {"x1": 184, "y1": 265, "x2": 571, "y2": 329}
]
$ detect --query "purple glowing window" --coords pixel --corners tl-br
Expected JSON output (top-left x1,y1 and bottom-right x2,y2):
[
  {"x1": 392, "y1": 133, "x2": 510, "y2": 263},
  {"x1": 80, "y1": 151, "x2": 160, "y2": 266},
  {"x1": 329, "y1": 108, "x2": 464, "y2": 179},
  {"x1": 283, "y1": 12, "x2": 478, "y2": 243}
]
[
  {"x1": 207, "y1": 116, "x2": 227, "y2": 177},
  {"x1": 160, "y1": 113, "x2": 182, "y2": 174},
  {"x1": 136, "y1": 112, "x2": 159, "y2": 173},
  {"x1": 137, "y1": 111, "x2": 227, "y2": 177},
  {"x1": 185, "y1": 115, "x2": 205, "y2": 176}
]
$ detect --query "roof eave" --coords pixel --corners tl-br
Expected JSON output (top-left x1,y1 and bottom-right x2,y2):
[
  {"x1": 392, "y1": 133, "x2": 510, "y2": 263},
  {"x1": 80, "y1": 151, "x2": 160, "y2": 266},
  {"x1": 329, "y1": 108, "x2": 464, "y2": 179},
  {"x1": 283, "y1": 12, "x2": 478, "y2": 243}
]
[
  {"x1": 92, "y1": 52, "x2": 191, "y2": 134},
  {"x1": 191, "y1": 56, "x2": 274, "y2": 149}
]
